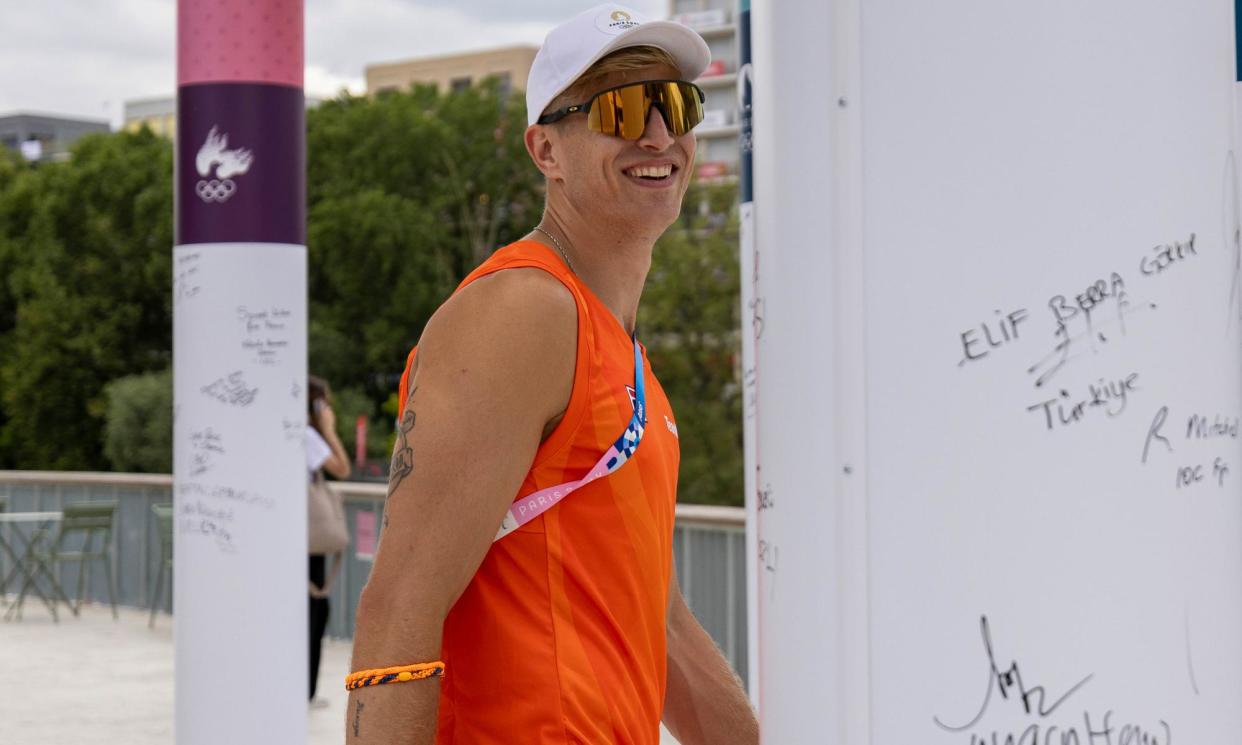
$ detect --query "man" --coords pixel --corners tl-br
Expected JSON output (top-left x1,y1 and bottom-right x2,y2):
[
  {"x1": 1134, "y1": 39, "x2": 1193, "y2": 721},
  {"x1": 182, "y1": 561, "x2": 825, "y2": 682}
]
[{"x1": 347, "y1": 5, "x2": 758, "y2": 744}]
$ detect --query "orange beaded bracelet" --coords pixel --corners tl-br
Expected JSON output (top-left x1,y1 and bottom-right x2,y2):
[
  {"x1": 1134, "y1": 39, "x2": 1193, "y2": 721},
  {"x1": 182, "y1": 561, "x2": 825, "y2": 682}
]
[{"x1": 345, "y1": 661, "x2": 446, "y2": 691}]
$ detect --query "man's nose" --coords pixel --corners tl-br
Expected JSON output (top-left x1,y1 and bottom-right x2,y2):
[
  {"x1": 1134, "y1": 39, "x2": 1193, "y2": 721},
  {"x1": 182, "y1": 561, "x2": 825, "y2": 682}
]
[{"x1": 637, "y1": 106, "x2": 675, "y2": 150}]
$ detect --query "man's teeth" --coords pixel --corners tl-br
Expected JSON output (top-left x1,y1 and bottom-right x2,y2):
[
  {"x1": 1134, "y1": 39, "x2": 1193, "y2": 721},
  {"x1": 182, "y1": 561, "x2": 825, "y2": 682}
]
[{"x1": 626, "y1": 165, "x2": 673, "y2": 179}]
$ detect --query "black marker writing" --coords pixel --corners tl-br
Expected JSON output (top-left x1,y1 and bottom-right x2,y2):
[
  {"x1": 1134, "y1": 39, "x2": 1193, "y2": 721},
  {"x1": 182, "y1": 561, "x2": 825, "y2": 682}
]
[
  {"x1": 750, "y1": 297, "x2": 765, "y2": 340},
  {"x1": 958, "y1": 309, "x2": 1029, "y2": 366},
  {"x1": 758, "y1": 538, "x2": 778, "y2": 600},
  {"x1": 934, "y1": 616, "x2": 1093, "y2": 732},
  {"x1": 1177, "y1": 457, "x2": 1230, "y2": 489},
  {"x1": 1213, "y1": 457, "x2": 1230, "y2": 486},
  {"x1": 1028, "y1": 273, "x2": 1145, "y2": 387},
  {"x1": 1047, "y1": 273, "x2": 1127, "y2": 329},
  {"x1": 757, "y1": 484, "x2": 774, "y2": 511},
  {"x1": 1223, "y1": 152, "x2": 1242, "y2": 332},
  {"x1": 1141, "y1": 406, "x2": 1172, "y2": 464},
  {"x1": 201, "y1": 371, "x2": 258, "y2": 407},
  {"x1": 1175, "y1": 464, "x2": 1204, "y2": 488},
  {"x1": 1186, "y1": 413, "x2": 1239, "y2": 440},
  {"x1": 1139, "y1": 233, "x2": 1196, "y2": 276},
  {"x1": 965, "y1": 712, "x2": 1171, "y2": 745},
  {"x1": 1027, "y1": 373, "x2": 1139, "y2": 431},
  {"x1": 188, "y1": 428, "x2": 226, "y2": 477}
]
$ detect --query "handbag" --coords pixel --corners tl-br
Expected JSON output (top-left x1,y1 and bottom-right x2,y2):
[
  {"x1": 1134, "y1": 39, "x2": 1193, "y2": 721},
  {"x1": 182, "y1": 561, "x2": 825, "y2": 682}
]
[
  {"x1": 308, "y1": 471, "x2": 350, "y2": 555},
  {"x1": 309, "y1": 554, "x2": 344, "y2": 599}
]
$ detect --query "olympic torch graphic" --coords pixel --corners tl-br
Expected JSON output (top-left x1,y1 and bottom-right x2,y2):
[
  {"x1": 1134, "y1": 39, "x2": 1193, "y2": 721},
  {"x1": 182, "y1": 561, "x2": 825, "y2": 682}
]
[{"x1": 173, "y1": 2, "x2": 307, "y2": 742}]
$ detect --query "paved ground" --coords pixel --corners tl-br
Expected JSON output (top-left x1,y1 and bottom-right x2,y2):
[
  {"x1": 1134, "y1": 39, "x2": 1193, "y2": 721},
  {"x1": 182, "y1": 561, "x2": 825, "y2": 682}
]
[
  {"x1": 0, "y1": 601, "x2": 353, "y2": 744},
  {"x1": 0, "y1": 601, "x2": 678, "y2": 744}
]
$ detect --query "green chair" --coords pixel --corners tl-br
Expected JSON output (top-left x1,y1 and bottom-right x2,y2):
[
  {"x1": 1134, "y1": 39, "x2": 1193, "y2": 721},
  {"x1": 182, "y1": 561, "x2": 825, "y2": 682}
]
[
  {"x1": 0, "y1": 496, "x2": 9, "y2": 596},
  {"x1": 148, "y1": 504, "x2": 174, "y2": 629},
  {"x1": 48, "y1": 501, "x2": 120, "y2": 620}
]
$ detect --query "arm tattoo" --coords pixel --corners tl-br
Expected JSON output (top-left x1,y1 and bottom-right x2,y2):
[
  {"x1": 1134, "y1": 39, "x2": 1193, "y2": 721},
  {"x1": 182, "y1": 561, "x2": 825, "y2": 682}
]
[
  {"x1": 352, "y1": 700, "x2": 364, "y2": 737},
  {"x1": 387, "y1": 385, "x2": 418, "y2": 503},
  {"x1": 388, "y1": 409, "x2": 415, "y2": 495}
]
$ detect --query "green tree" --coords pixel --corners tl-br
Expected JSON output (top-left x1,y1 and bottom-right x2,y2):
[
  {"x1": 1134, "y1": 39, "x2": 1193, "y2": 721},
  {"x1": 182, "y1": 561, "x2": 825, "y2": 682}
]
[
  {"x1": 0, "y1": 82, "x2": 542, "y2": 472},
  {"x1": 0, "y1": 85, "x2": 747, "y2": 507},
  {"x1": 305, "y1": 78, "x2": 543, "y2": 413},
  {"x1": 327, "y1": 385, "x2": 392, "y2": 467},
  {"x1": 102, "y1": 368, "x2": 172, "y2": 473},
  {"x1": 0, "y1": 149, "x2": 30, "y2": 460},
  {"x1": 0, "y1": 130, "x2": 173, "y2": 469},
  {"x1": 641, "y1": 184, "x2": 743, "y2": 506},
  {"x1": 308, "y1": 189, "x2": 451, "y2": 384}
]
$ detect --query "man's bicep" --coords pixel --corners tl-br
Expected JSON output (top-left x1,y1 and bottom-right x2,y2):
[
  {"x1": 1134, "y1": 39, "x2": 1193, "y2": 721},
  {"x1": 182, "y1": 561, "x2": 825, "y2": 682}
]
[
  {"x1": 367, "y1": 270, "x2": 577, "y2": 615},
  {"x1": 371, "y1": 377, "x2": 537, "y2": 610}
]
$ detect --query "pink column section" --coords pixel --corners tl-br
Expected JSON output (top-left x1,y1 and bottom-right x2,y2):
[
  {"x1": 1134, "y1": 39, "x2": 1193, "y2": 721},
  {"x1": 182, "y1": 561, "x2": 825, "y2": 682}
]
[{"x1": 178, "y1": 0, "x2": 303, "y2": 86}]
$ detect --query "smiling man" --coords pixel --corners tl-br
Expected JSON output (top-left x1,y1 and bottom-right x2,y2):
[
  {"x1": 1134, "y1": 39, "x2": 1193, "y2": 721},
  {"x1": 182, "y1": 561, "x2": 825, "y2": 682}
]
[{"x1": 346, "y1": 5, "x2": 758, "y2": 744}]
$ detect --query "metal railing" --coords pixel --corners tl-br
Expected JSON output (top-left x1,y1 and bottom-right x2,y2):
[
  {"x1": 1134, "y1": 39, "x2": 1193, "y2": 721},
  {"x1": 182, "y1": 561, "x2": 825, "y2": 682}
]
[{"x1": 0, "y1": 471, "x2": 748, "y2": 682}]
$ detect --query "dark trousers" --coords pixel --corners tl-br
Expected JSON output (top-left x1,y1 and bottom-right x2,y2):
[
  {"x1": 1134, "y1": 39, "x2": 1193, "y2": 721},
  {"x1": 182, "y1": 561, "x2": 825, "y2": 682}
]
[{"x1": 309, "y1": 554, "x2": 329, "y2": 699}]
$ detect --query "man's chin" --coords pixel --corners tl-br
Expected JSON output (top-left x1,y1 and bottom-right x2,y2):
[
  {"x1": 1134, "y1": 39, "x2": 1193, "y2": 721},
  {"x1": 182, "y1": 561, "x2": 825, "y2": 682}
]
[{"x1": 621, "y1": 202, "x2": 681, "y2": 235}]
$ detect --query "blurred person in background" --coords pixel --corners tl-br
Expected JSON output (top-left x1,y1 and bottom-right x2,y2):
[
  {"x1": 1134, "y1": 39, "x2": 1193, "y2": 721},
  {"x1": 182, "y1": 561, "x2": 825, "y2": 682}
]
[{"x1": 307, "y1": 375, "x2": 351, "y2": 707}]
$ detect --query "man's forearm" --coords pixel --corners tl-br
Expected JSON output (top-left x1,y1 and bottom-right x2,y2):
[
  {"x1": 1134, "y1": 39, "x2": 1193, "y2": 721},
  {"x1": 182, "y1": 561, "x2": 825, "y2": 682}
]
[
  {"x1": 346, "y1": 678, "x2": 440, "y2": 745},
  {"x1": 346, "y1": 590, "x2": 444, "y2": 744},
  {"x1": 663, "y1": 606, "x2": 759, "y2": 745}
]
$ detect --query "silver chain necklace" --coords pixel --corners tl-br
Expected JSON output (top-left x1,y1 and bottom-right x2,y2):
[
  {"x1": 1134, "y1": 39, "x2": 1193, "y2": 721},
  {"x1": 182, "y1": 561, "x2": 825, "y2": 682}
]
[{"x1": 533, "y1": 225, "x2": 575, "y2": 273}]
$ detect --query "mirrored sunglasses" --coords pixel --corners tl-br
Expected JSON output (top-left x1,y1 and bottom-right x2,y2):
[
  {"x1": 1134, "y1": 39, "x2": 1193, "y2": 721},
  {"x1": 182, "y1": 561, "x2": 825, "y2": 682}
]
[{"x1": 537, "y1": 80, "x2": 706, "y2": 141}]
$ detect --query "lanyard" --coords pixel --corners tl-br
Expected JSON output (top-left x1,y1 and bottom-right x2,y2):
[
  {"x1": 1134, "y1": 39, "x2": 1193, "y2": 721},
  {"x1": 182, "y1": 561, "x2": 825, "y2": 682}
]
[{"x1": 494, "y1": 339, "x2": 647, "y2": 541}]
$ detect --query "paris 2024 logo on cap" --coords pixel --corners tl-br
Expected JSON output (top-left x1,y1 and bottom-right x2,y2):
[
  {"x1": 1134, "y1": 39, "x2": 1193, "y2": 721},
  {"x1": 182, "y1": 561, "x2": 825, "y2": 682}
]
[
  {"x1": 195, "y1": 126, "x2": 254, "y2": 204},
  {"x1": 596, "y1": 7, "x2": 642, "y2": 35}
]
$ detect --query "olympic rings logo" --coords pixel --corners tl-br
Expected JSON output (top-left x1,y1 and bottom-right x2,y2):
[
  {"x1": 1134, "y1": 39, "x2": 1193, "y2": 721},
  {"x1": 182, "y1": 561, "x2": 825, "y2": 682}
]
[{"x1": 196, "y1": 178, "x2": 237, "y2": 203}]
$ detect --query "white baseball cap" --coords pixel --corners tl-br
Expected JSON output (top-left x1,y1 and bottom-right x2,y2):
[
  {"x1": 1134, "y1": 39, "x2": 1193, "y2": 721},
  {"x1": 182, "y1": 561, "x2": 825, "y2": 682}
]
[{"x1": 526, "y1": 4, "x2": 712, "y2": 126}]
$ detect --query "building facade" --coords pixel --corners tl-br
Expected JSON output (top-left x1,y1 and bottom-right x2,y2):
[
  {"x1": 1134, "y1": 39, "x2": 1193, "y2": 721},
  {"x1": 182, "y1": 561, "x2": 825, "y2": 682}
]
[
  {"x1": 362, "y1": 10, "x2": 738, "y2": 184},
  {"x1": 365, "y1": 45, "x2": 538, "y2": 99},
  {"x1": 0, "y1": 112, "x2": 110, "y2": 162},
  {"x1": 670, "y1": 1, "x2": 740, "y2": 182},
  {"x1": 123, "y1": 97, "x2": 178, "y2": 138},
  {"x1": 123, "y1": 96, "x2": 321, "y2": 141}
]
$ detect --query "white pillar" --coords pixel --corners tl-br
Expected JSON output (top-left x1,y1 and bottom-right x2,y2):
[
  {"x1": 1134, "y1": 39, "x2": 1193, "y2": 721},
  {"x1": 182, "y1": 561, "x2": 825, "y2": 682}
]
[
  {"x1": 174, "y1": 2, "x2": 308, "y2": 742},
  {"x1": 750, "y1": 0, "x2": 869, "y2": 741}
]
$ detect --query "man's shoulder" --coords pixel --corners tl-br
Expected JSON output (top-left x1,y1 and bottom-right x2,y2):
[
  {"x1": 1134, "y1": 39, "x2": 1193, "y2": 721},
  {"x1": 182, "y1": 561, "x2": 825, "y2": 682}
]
[
  {"x1": 421, "y1": 266, "x2": 577, "y2": 366},
  {"x1": 452, "y1": 265, "x2": 577, "y2": 326},
  {"x1": 412, "y1": 264, "x2": 578, "y2": 429}
]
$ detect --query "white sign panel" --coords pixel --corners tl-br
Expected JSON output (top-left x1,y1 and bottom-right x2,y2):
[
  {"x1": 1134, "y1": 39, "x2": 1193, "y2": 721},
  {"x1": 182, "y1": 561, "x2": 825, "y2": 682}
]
[{"x1": 751, "y1": 1, "x2": 1242, "y2": 743}]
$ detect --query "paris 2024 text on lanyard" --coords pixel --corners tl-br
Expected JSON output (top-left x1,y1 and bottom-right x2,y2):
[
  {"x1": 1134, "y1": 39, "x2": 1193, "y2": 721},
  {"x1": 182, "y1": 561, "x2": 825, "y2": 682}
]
[{"x1": 493, "y1": 338, "x2": 647, "y2": 541}]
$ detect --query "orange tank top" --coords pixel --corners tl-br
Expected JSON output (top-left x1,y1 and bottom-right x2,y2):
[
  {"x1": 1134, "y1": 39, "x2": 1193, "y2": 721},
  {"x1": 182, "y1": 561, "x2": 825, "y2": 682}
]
[{"x1": 396, "y1": 240, "x2": 681, "y2": 744}]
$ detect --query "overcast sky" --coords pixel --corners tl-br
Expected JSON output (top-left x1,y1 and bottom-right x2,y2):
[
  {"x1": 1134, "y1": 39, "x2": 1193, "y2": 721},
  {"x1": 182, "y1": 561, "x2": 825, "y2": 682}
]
[{"x1": 0, "y1": 0, "x2": 667, "y2": 128}]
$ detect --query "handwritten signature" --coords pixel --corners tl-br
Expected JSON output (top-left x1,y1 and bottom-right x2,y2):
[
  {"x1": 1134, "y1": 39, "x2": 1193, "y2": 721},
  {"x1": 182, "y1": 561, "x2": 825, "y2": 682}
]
[
  {"x1": 934, "y1": 616, "x2": 1094, "y2": 732},
  {"x1": 201, "y1": 371, "x2": 258, "y2": 407}
]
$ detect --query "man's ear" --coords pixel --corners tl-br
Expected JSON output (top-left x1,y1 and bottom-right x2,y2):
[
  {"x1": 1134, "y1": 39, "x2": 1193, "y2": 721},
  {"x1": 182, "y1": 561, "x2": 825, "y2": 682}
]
[{"x1": 525, "y1": 124, "x2": 564, "y2": 182}]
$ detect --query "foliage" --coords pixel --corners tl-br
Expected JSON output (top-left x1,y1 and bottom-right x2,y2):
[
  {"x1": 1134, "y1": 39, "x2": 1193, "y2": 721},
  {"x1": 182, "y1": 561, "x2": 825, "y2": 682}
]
[
  {"x1": 0, "y1": 82, "x2": 746, "y2": 506},
  {"x1": 0, "y1": 130, "x2": 173, "y2": 469},
  {"x1": 0, "y1": 149, "x2": 26, "y2": 454},
  {"x1": 641, "y1": 184, "x2": 743, "y2": 506},
  {"x1": 380, "y1": 390, "x2": 403, "y2": 461},
  {"x1": 328, "y1": 385, "x2": 392, "y2": 464},
  {"x1": 305, "y1": 77, "x2": 543, "y2": 398},
  {"x1": 102, "y1": 368, "x2": 172, "y2": 473}
]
